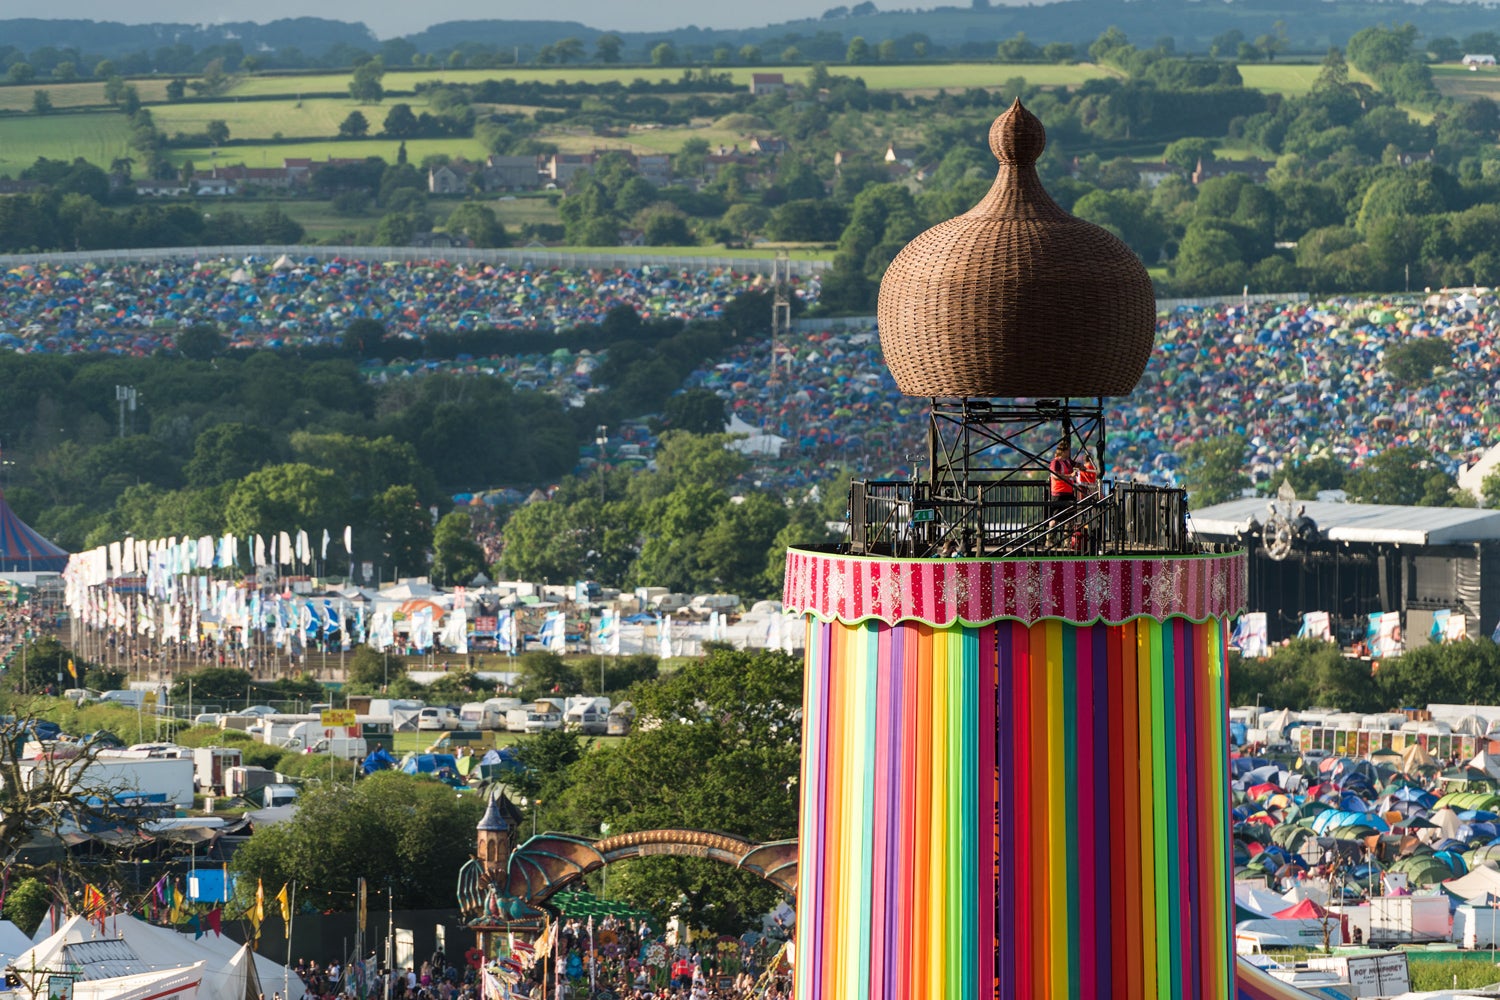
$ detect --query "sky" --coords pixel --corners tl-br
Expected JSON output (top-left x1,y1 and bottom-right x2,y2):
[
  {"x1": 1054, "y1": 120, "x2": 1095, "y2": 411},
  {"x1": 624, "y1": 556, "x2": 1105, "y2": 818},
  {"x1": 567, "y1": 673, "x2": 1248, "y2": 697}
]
[{"x1": 31, "y1": 1, "x2": 868, "y2": 37}]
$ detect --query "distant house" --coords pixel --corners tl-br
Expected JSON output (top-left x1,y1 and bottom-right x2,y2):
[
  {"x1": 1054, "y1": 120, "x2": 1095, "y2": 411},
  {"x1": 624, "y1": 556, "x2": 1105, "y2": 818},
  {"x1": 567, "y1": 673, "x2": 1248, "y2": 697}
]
[
  {"x1": 884, "y1": 143, "x2": 921, "y2": 168},
  {"x1": 635, "y1": 152, "x2": 672, "y2": 187},
  {"x1": 748, "y1": 136, "x2": 788, "y2": 156},
  {"x1": 1133, "y1": 162, "x2": 1184, "y2": 189},
  {"x1": 410, "y1": 230, "x2": 472, "y2": 249},
  {"x1": 703, "y1": 149, "x2": 754, "y2": 181},
  {"x1": 482, "y1": 155, "x2": 543, "y2": 191},
  {"x1": 1463, "y1": 54, "x2": 1497, "y2": 66},
  {"x1": 751, "y1": 73, "x2": 788, "y2": 96},
  {"x1": 1393, "y1": 149, "x2": 1437, "y2": 167},
  {"x1": 1191, "y1": 157, "x2": 1273, "y2": 186},
  {"x1": 191, "y1": 175, "x2": 235, "y2": 196},
  {"x1": 136, "y1": 180, "x2": 190, "y2": 197},
  {"x1": 545, "y1": 152, "x2": 596, "y2": 186},
  {"x1": 428, "y1": 162, "x2": 474, "y2": 195}
]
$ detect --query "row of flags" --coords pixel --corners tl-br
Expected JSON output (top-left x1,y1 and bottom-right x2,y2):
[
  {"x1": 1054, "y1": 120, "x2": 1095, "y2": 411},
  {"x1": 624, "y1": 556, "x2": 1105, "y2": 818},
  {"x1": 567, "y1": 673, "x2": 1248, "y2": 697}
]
[{"x1": 66, "y1": 527, "x2": 355, "y2": 588}]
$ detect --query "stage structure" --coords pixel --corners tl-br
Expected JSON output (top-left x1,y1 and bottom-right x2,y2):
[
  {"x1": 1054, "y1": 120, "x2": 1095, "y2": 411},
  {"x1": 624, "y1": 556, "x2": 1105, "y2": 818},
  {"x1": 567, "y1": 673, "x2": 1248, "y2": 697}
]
[{"x1": 781, "y1": 101, "x2": 1266, "y2": 998}]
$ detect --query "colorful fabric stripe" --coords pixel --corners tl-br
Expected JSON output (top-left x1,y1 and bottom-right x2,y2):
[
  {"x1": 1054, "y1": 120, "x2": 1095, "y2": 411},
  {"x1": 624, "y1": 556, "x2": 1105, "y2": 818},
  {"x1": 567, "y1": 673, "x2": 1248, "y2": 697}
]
[
  {"x1": 782, "y1": 549, "x2": 1246, "y2": 627},
  {"x1": 795, "y1": 612, "x2": 1236, "y2": 1000}
]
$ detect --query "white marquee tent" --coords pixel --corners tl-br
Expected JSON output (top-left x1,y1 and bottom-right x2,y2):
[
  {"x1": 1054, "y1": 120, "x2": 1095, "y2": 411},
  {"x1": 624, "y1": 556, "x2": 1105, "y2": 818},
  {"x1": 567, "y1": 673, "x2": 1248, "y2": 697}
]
[{"x1": 6, "y1": 915, "x2": 303, "y2": 1000}]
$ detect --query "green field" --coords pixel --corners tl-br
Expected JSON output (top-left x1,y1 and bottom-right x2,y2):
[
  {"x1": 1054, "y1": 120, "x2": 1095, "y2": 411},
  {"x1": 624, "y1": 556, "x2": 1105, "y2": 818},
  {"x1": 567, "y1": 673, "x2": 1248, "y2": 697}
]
[
  {"x1": 1236, "y1": 63, "x2": 1376, "y2": 97},
  {"x1": 172, "y1": 135, "x2": 489, "y2": 168},
  {"x1": 1433, "y1": 63, "x2": 1500, "y2": 100},
  {"x1": 229, "y1": 62, "x2": 1116, "y2": 99},
  {"x1": 152, "y1": 96, "x2": 447, "y2": 141},
  {"x1": 0, "y1": 78, "x2": 174, "y2": 112},
  {"x1": 0, "y1": 111, "x2": 132, "y2": 172}
]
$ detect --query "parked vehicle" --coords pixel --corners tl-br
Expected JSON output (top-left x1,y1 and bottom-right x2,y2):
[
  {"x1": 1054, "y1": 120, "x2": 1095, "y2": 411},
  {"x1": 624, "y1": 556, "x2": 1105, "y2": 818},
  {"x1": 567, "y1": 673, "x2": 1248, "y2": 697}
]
[
  {"x1": 418, "y1": 707, "x2": 460, "y2": 731},
  {"x1": 519, "y1": 710, "x2": 561, "y2": 734},
  {"x1": 459, "y1": 701, "x2": 506, "y2": 731}
]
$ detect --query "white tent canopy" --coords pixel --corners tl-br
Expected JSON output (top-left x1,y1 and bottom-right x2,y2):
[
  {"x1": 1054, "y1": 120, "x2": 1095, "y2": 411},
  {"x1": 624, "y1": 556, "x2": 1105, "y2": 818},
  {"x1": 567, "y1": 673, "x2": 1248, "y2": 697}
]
[{"x1": 7, "y1": 915, "x2": 300, "y2": 1000}]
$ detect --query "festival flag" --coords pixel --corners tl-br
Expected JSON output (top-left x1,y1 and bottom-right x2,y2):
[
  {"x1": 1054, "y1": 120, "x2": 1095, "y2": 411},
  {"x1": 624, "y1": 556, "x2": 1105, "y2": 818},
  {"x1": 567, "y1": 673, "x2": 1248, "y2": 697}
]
[
  {"x1": 343, "y1": 525, "x2": 353, "y2": 556},
  {"x1": 82, "y1": 884, "x2": 107, "y2": 928},
  {"x1": 205, "y1": 907, "x2": 222, "y2": 937},
  {"x1": 254, "y1": 879, "x2": 265, "y2": 925},
  {"x1": 67, "y1": 658, "x2": 77, "y2": 682},
  {"x1": 321, "y1": 528, "x2": 331, "y2": 561},
  {"x1": 276, "y1": 883, "x2": 291, "y2": 923},
  {"x1": 189, "y1": 912, "x2": 203, "y2": 939},
  {"x1": 357, "y1": 878, "x2": 367, "y2": 935}
]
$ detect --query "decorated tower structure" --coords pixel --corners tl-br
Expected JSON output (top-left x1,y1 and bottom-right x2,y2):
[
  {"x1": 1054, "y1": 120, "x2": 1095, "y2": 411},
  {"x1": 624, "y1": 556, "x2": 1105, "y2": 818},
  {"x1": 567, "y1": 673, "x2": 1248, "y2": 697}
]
[{"x1": 781, "y1": 101, "x2": 1249, "y2": 999}]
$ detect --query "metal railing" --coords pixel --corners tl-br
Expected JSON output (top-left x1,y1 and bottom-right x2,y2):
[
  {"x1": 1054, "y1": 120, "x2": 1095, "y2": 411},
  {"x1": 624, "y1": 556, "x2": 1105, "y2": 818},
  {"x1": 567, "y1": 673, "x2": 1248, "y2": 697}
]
[{"x1": 848, "y1": 478, "x2": 1194, "y2": 559}]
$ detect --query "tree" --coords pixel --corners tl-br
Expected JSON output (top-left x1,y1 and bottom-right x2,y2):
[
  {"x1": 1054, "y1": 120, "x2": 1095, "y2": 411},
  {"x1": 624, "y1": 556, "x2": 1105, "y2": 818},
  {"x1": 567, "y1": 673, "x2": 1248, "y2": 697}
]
[
  {"x1": 846, "y1": 36, "x2": 872, "y2": 64},
  {"x1": 30, "y1": 90, "x2": 50, "y2": 115},
  {"x1": 7, "y1": 63, "x2": 35, "y2": 85},
  {"x1": 165, "y1": 77, "x2": 186, "y2": 100},
  {"x1": 661, "y1": 389, "x2": 726, "y2": 436},
  {"x1": 205, "y1": 119, "x2": 230, "y2": 146},
  {"x1": 553, "y1": 37, "x2": 586, "y2": 64},
  {"x1": 382, "y1": 104, "x2": 419, "y2": 138},
  {"x1": 432, "y1": 511, "x2": 486, "y2": 586},
  {"x1": 1344, "y1": 445, "x2": 1458, "y2": 506},
  {"x1": 697, "y1": 494, "x2": 789, "y2": 599},
  {"x1": 1177, "y1": 434, "x2": 1250, "y2": 506},
  {"x1": 368, "y1": 485, "x2": 433, "y2": 579},
  {"x1": 596, "y1": 33, "x2": 624, "y2": 63},
  {"x1": 560, "y1": 648, "x2": 801, "y2": 932},
  {"x1": 349, "y1": 59, "x2": 385, "y2": 103},
  {"x1": 223, "y1": 463, "x2": 351, "y2": 540},
  {"x1": 338, "y1": 110, "x2": 370, "y2": 138},
  {"x1": 650, "y1": 42, "x2": 678, "y2": 67},
  {"x1": 184, "y1": 423, "x2": 274, "y2": 489},
  {"x1": 168, "y1": 666, "x2": 253, "y2": 702},
  {"x1": 444, "y1": 202, "x2": 508, "y2": 248},
  {"x1": 174, "y1": 322, "x2": 222, "y2": 361},
  {"x1": 347, "y1": 644, "x2": 404, "y2": 689},
  {"x1": 2, "y1": 877, "x2": 50, "y2": 935},
  {"x1": 230, "y1": 772, "x2": 484, "y2": 911},
  {"x1": 1383, "y1": 337, "x2": 1451, "y2": 384},
  {"x1": 518, "y1": 651, "x2": 575, "y2": 695}
]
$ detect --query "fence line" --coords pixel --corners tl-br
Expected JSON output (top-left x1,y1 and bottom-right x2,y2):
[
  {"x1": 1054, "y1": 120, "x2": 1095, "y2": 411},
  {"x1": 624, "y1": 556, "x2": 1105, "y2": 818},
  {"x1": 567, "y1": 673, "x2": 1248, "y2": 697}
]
[
  {"x1": 0, "y1": 244, "x2": 830, "y2": 276},
  {"x1": 1156, "y1": 291, "x2": 1310, "y2": 310}
]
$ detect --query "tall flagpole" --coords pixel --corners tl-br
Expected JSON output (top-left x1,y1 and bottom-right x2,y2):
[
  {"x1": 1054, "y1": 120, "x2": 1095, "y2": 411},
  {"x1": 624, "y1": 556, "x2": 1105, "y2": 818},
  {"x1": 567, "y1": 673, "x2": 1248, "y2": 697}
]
[{"x1": 284, "y1": 882, "x2": 295, "y2": 1000}]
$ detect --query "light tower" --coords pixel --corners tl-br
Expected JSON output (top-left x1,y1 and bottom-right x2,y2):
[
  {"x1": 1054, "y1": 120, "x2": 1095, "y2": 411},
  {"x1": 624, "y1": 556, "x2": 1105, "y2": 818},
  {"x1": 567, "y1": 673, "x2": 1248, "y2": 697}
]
[{"x1": 782, "y1": 101, "x2": 1249, "y2": 999}]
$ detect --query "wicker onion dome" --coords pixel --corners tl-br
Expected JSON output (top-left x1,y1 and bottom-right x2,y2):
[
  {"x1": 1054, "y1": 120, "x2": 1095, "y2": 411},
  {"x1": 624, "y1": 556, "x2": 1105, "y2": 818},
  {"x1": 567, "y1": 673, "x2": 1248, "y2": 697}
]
[{"x1": 876, "y1": 99, "x2": 1156, "y2": 398}]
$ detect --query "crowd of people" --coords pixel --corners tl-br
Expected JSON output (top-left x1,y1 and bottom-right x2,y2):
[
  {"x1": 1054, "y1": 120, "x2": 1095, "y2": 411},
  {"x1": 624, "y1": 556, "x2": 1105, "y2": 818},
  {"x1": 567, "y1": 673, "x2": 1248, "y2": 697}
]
[
  {"x1": 283, "y1": 920, "x2": 791, "y2": 1000},
  {"x1": 0, "y1": 256, "x2": 816, "y2": 349}
]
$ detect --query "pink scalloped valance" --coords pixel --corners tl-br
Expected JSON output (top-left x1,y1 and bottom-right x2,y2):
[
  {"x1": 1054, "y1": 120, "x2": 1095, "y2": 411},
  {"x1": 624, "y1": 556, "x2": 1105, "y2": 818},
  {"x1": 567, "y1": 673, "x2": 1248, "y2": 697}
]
[{"x1": 782, "y1": 548, "x2": 1247, "y2": 627}]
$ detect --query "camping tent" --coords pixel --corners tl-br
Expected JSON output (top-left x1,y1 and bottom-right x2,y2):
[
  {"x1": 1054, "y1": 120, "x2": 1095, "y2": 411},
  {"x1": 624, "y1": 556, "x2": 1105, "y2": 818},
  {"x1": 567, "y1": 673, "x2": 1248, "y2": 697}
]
[
  {"x1": 7, "y1": 914, "x2": 303, "y2": 1000},
  {"x1": 0, "y1": 490, "x2": 68, "y2": 573}
]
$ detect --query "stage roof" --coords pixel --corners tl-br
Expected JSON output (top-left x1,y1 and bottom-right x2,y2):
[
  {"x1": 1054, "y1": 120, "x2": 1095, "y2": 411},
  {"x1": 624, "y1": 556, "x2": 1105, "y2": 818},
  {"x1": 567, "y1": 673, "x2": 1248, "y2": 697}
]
[{"x1": 1188, "y1": 497, "x2": 1500, "y2": 547}]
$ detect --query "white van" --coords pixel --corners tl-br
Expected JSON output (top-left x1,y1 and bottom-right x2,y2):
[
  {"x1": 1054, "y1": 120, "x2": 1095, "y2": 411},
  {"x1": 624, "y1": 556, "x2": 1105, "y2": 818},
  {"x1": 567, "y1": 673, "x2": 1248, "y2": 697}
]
[
  {"x1": 505, "y1": 708, "x2": 531, "y2": 733},
  {"x1": 418, "y1": 707, "x2": 459, "y2": 731},
  {"x1": 459, "y1": 702, "x2": 503, "y2": 731},
  {"x1": 523, "y1": 710, "x2": 562, "y2": 734}
]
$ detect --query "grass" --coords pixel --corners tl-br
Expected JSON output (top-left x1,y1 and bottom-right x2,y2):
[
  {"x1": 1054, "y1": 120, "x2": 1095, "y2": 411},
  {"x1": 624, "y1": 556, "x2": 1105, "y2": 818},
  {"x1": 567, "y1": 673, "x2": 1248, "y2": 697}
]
[
  {"x1": 1235, "y1": 63, "x2": 1377, "y2": 97},
  {"x1": 152, "y1": 97, "x2": 445, "y2": 142},
  {"x1": 170, "y1": 135, "x2": 490, "y2": 168},
  {"x1": 228, "y1": 62, "x2": 1115, "y2": 99},
  {"x1": 0, "y1": 79, "x2": 174, "y2": 112},
  {"x1": 0, "y1": 111, "x2": 132, "y2": 174},
  {"x1": 1433, "y1": 63, "x2": 1500, "y2": 101}
]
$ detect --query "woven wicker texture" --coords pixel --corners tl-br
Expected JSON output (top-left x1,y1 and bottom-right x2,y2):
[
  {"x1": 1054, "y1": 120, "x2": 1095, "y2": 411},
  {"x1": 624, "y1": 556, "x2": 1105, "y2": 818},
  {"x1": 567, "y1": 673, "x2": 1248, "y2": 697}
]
[{"x1": 877, "y1": 99, "x2": 1157, "y2": 398}]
